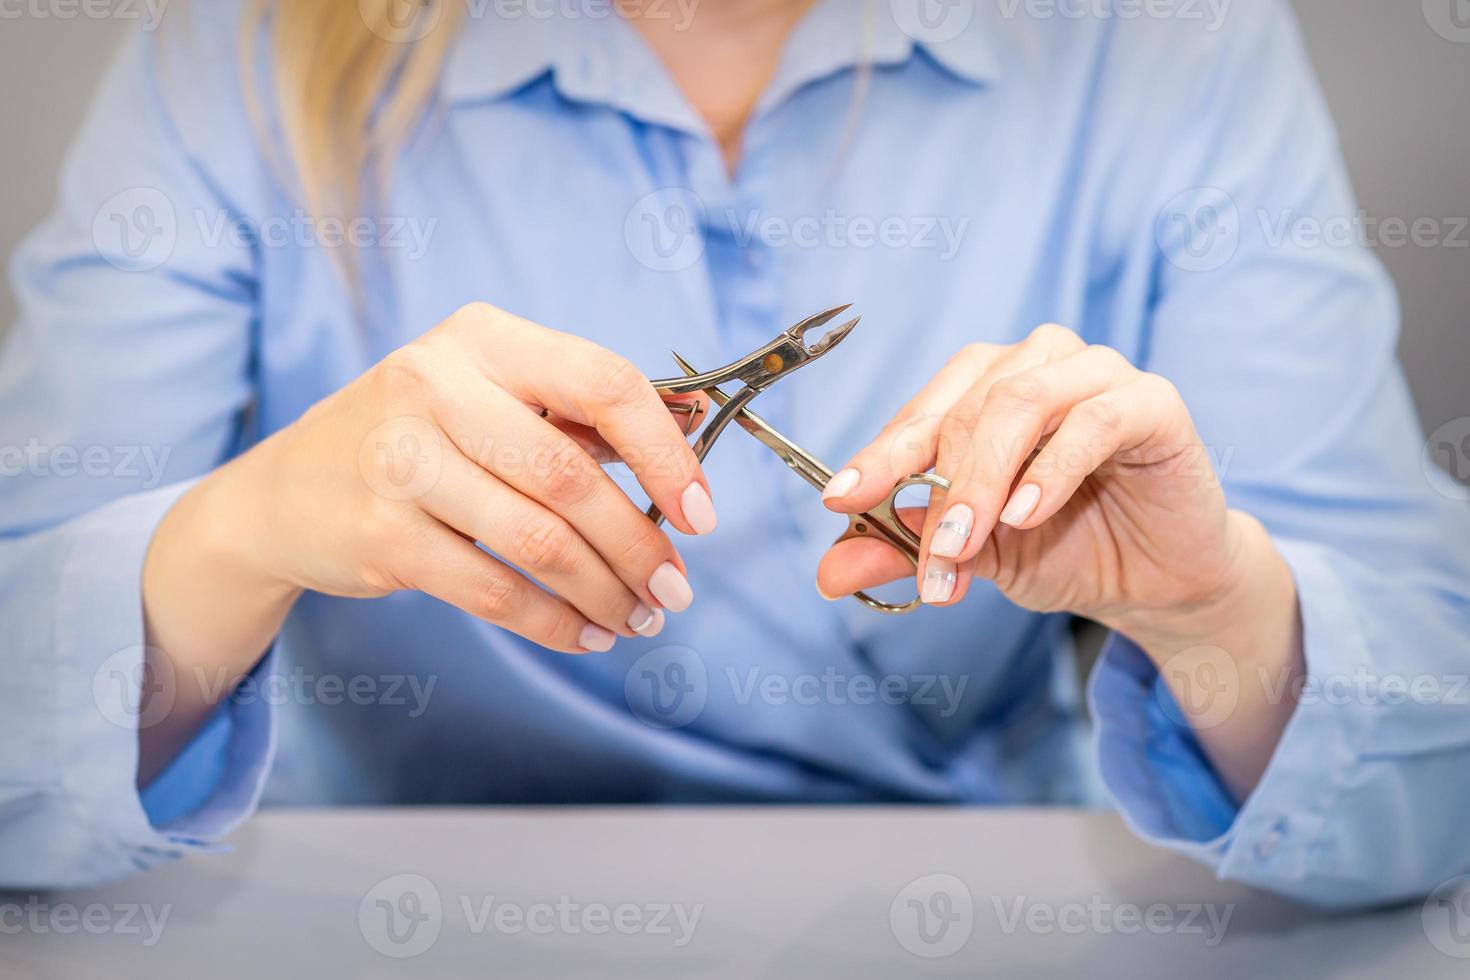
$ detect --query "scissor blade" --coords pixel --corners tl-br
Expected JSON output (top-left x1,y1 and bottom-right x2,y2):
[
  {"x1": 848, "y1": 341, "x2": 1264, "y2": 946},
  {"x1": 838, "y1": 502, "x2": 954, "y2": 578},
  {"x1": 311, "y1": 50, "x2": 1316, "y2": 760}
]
[{"x1": 671, "y1": 351, "x2": 834, "y2": 492}]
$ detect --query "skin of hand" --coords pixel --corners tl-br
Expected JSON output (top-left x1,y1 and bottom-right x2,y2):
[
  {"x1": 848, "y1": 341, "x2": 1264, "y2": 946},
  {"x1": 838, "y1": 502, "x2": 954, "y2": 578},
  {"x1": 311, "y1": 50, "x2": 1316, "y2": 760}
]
[
  {"x1": 138, "y1": 302, "x2": 714, "y2": 785},
  {"x1": 818, "y1": 324, "x2": 1305, "y2": 801}
]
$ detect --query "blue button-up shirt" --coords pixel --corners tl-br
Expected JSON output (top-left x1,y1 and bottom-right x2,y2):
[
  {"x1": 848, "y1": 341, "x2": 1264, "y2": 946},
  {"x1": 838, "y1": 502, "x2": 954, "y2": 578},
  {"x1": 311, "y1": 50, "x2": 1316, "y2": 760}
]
[{"x1": 2, "y1": 0, "x2": 1467, "y2": 906}]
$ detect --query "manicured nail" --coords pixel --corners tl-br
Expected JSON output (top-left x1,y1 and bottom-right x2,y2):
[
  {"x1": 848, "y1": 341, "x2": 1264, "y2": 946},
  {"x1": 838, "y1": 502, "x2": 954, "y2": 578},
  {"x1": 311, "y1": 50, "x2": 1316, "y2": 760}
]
[
  {"x1": 681, "y1": 483, "x2": 718, "y2": 535},
  {"x1": 627, "y1": 604, "x2": 664, "y2": 637},
  {"x1": 929, "y1": 504, "x2": 974, "y2": 558},
  {"x1": 921, "y1": 559, "x2": 957, "y2": 604},
  {"x1": 822, "y1": 468, "x2": 860, "y2": 501},
  {"x1": 1000, "y1": 484, "x2": 1042, "y2": 527},
  {"x1": 648, "y1": 562, "x2": 694, "y2": 613},
  {"x1": 815, "y1": 581, "x2": 840, "y2": 601},
  {"x1": 579, "y1": 623, "x2": 617, "y2": 652}
]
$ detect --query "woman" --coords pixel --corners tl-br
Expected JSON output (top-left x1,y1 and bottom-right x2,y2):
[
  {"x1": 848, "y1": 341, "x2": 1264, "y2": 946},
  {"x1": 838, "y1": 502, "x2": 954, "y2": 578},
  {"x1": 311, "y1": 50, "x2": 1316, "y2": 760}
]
[{"x1": 1, "y1": 0, "x2": 1466, "y2": 906}]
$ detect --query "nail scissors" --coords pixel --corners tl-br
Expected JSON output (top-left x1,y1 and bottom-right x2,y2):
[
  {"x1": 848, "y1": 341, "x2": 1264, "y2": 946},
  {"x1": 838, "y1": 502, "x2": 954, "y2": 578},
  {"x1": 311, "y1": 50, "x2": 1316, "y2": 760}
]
[{"x1": 650, "y1": 306, "x2": 950, "y2": 614}]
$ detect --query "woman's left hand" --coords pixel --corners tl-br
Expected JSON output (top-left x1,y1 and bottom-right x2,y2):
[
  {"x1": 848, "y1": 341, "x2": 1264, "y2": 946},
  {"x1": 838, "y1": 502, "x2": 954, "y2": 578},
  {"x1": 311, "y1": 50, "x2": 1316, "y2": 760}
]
[{"x1": 818, "y1": 324, "x2": 1268, "y2": 645}]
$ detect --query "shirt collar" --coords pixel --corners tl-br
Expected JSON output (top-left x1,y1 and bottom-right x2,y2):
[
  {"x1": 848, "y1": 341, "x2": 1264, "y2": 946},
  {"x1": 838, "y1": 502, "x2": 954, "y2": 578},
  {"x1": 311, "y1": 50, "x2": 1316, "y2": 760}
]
[{"x1": 440, "y1": 0, "x2": 1002, "y2": 124}]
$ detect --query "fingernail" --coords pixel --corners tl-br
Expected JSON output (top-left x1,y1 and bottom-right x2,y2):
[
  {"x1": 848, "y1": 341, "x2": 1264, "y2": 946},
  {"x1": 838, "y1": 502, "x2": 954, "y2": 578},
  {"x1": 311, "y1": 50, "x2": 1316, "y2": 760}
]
[
  {"x1": 648, "y1": 562, "x2": 694, "y2": 613},
  {"x1": 1000, "y1": 484, "x2": 1041, "y2": 527},
  {"x1": 929, "y1": 504, "x2": 974, "y2": 558},
  {"x1": 627, "y1": 603, "x2": 664, "y2": 637},
  {"x1": 921, "y1": 559, "x2": 957, "y2": 604},
  {"x1": 816, "y1": 581, "x2": 840, "y2": 601},
  {"x1": 681, "y1": 483, "x2": 718, "y2": 535},
  {"x1": 822, "y1": 467, "x2": 860, "y2": 501},
  {"x1": 579, "y1": 623, "x2": 617, "y2": 653}
]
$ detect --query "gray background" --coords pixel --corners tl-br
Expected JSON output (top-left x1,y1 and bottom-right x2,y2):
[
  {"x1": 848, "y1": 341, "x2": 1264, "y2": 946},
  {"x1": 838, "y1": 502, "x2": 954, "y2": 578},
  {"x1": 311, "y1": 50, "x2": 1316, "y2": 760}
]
[{"x1": 0, "y1": 1, "x2": 1465, "y2": 432}]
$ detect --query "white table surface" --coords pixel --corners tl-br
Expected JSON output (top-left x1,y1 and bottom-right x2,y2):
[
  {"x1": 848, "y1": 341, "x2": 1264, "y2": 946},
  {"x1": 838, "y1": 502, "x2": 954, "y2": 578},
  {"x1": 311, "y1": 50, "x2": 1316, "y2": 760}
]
[{"x1": 2, "y1": 807, "x2": 1462, "y2": 978}]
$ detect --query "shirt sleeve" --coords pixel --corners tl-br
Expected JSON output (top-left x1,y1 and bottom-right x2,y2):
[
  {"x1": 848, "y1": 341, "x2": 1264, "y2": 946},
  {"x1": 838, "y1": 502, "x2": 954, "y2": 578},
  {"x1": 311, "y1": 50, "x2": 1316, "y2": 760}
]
[
  {"x1": 0, "y1": 12, "x2": 279, "y2": 888},
  {"x1": 1087, "y1": 1, "x2": 1470, "y2": 908}
]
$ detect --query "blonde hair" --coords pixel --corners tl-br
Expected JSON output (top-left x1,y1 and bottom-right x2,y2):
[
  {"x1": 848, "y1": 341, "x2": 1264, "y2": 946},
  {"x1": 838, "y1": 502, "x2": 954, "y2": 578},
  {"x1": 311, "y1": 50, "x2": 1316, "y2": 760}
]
[{"x1": 239, "y1": 1, "x2": 464, "y2": 277}]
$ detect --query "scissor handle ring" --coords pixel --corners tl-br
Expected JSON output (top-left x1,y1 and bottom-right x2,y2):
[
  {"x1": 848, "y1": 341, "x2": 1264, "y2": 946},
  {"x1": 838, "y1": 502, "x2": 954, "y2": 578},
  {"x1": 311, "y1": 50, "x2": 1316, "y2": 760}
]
[{"x1": 851, "y1": 472, "x2": 953, "y2": 615}]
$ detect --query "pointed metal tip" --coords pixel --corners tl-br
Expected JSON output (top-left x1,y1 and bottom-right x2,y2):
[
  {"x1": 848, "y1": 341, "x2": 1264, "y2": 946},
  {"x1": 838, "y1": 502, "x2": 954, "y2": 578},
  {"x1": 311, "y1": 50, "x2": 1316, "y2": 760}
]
[
  {"x1": 810, "y1": 315, "x2": 860, "y2": 356},
  {"x1": 791, "y1": 303, "x2": 856, "y2": 339}
]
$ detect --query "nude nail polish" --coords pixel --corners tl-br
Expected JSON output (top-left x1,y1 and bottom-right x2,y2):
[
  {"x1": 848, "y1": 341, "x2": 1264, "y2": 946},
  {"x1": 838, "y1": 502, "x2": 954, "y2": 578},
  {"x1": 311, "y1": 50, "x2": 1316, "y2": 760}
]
[
  {"x1": 681, "y1": 483, "x2": 718, "y2": 535},
  {"x1": 648, "y1": 562, "x2": 694, "y2": 613},
  {"x1": 627, "y1": 604, "x2": 664, "y2": 637},
  {"x1": 1000, "y1": 484, "x2": 1041, "y2": 527},
  {"x1": 930, "y1": 504, "x2": 974, "y2": 558},
  {"x1": 822, "y1": 468, "x2": 860, "y2": 501},
  {"x1": 921, "y1": 560, "x2": 957, "y2": 604},
  {"x1": 579, "y1": 623, "x2": 616, "y2": 653}
]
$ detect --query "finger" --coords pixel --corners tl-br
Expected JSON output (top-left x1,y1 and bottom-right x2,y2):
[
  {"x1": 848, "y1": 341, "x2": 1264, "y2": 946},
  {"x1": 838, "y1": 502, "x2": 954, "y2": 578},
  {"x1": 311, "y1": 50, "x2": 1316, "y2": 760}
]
[
  {"x1": 422, "y1": 453, "x2": 666, "y2": 638},
  {"x1": 925, "y1": 344, "x2": 1138, "y2": 575},
  {"x1": 825, "y1": 324, "x2": 1085, "y2": 514},
  {"x1": 397, "y1": 519, "x2": 611, "y2": 654},
  {"x1": 814, "y1": 505, "x2": 928, "y2": 597},
  {"x1": 822, "y1": 343, "x2": 1006, "y2": 512},
  {"x1": 544, "y1": 395, "x2": 708, "y2": 465},
  {"x1": 478, "y1": 311, "x2": 714, "y2": 536},
  {"x1": 999, "y1": 374, "x2": 1196, "y2": 531},
  {"x1": 815, "y1": 537, "x2": 915, "y2": 598},
  {"x1": 436, "y1": 387, "x2": 695, "y2": 614}
]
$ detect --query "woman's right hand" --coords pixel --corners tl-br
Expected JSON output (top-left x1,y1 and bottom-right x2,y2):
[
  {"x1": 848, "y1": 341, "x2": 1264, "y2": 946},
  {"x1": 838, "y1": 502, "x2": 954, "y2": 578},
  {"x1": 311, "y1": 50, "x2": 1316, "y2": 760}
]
[{"x1": 235, "y1": 302, "x2": 716, "y2": 651}]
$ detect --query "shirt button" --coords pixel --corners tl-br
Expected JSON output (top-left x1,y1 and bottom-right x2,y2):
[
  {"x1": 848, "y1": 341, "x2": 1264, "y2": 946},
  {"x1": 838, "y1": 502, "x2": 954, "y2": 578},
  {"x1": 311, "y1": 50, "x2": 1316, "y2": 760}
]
[{"x1": 1254, "y1": 818, "x2": 1288, "y2": 861}]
